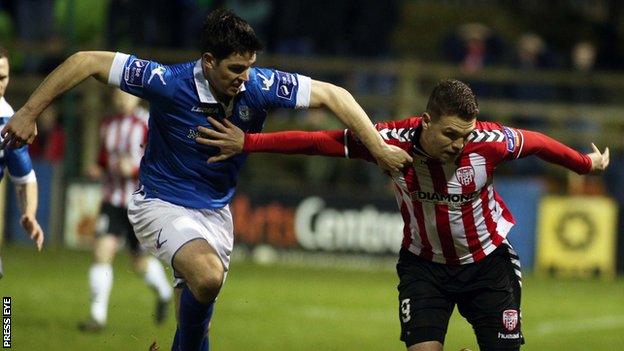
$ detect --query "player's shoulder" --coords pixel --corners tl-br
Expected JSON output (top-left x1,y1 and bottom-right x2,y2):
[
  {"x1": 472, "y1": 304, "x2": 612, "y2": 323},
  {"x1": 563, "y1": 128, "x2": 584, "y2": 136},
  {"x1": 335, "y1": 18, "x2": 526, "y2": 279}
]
[
  {"x1": 467, "y1": 120, "x2": 507, "y2": 144},
  {"x1": 375, "y1": 116, "x2": 421, "y2": 146}
]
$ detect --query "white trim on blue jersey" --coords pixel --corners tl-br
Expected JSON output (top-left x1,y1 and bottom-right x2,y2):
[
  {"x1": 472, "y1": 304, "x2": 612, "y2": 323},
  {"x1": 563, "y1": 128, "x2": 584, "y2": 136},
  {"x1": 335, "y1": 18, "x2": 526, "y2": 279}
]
[
  {"x1": 295, "y1": 75, "x2": 311, "y2": 108},
  {"x1": 10, "y1": 169, "x2": 36, "y2": 184},
  {"x1": 108, "y1": 53, "x2": 131, "y2": 87}
]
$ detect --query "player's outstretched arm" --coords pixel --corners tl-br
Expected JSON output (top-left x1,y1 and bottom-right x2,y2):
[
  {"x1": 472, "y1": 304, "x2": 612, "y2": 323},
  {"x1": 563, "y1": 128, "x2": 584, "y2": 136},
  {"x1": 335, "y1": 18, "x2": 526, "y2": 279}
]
[
  {"x1": 196, "y1": 117, "x2": 350, "y2": 162},
  {"x1": 1, "y1": 51, "x2": 116, "y2": 148},
  {"x1": 518, "y1": 129, "x2": 609, "y2": 173},
  {"x1": 14, "y1": 181, "x2": 44, "y2": 251},
  {"x1": 308, "y1": 80, "x2": 412, "y2": 172}
]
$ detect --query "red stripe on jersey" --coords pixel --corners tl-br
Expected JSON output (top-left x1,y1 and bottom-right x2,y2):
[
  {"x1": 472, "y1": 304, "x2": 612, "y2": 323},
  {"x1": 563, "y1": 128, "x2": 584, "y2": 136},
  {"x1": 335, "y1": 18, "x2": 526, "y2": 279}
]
[
  {"x1": 403, "y1": 167, "x2": 433, "y2": 260},
  {"x1": 458, "y1": 157, "x2": 485, "y2": 262},
  {"x1": 427, "y1": 162, "x2": 459, "y2": 264}
]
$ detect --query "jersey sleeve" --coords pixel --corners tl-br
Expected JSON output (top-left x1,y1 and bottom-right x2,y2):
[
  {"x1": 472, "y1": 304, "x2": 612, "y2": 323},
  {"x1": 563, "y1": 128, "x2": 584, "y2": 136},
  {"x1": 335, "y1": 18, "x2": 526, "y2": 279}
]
[
  {"x1": 248, "y1": 67, "x2": 311, "y2": 109},
  {"x1": 107, "y1": 52, "x2": 176, "y2": 101},
  {"x1": 344, "y1": 118, "x2": 417, "y2": 162},
  {"x1": 6, "y1": 145, "x2": 36, "y2": 184},
  {"x1": 499, "y1": 125, "x2": 592, "y2": 174}
]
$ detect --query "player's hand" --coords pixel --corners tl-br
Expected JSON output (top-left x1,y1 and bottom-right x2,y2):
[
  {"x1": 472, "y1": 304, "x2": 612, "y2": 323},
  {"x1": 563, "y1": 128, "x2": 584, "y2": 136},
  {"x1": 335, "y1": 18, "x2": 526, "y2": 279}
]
[
  {"x1": 0, "y1": 107, "x2": 38, "y2": 149},
  {"x1": 195, "y1": 117, "x2": 245, "y2": 163},
  {"x1": 20, "y1": 214, "x2": 44, "y2": 251},
  {"x1": 370, "y1": 143, "x2": 413, "y2": 174},
  {"x1": 587, "y1": 143, "x2": 609, "y2": 172}
]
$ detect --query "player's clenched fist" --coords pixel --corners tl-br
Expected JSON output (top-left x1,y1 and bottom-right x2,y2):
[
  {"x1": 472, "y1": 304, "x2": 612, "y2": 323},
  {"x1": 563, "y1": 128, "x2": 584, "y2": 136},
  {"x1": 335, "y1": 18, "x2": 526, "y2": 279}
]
[
  {"x1": 0, "y1": 107, "x2": 38, "y2": 149},
  {"x1": 370, "y1": 143, "x2": 413, "y2": 174}
]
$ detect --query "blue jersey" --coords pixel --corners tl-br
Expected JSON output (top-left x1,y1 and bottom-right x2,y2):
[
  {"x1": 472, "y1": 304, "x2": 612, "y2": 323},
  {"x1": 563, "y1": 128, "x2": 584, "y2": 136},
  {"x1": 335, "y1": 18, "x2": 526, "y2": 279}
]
[
  {"x1": 0, "y1": 98, "x2": 35, "y2": 184},
  {"x1": 108, "y1": 53, "x2": 312, "y2": 209}
]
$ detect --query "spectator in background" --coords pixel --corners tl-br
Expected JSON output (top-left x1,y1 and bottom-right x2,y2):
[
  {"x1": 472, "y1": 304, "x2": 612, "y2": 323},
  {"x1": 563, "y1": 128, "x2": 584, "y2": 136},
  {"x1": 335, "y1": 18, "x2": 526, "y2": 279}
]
[
  {"x1": 29, "y1": 105, "x2": 65, "y2": 164},
  {"x1": 444, "y1": 23, "x2": 505, "y2": 74},
  {"x1": 78, "y1": 89, "x2": 172, "y2": 332}
]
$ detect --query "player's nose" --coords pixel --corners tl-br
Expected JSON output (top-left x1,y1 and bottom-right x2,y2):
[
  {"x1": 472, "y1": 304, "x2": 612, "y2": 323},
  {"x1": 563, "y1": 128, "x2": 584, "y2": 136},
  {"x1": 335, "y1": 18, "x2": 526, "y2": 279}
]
[{"x1": 240, "y1": 69, "x2": 250, "y2": 82}]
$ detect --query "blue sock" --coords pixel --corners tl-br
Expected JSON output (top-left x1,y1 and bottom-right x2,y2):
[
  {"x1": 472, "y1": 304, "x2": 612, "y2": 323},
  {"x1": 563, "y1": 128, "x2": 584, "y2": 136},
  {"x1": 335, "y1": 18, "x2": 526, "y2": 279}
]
[
  {"x1": 178, "y1": 284, "x2": 214, "y2": 351},
  {"x1": 171, "y1": 328, "x2": 180, "y2": 351}
]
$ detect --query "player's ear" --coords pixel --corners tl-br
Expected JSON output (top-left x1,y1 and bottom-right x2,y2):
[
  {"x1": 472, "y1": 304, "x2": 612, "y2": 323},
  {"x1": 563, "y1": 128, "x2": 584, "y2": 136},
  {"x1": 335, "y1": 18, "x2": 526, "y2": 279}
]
[
  {"x1": 422, "y1": 113, "x2": 431, "y2": 129},
  {"x1": 202, "y1": 53, "x2": 217, "y2": 69}
]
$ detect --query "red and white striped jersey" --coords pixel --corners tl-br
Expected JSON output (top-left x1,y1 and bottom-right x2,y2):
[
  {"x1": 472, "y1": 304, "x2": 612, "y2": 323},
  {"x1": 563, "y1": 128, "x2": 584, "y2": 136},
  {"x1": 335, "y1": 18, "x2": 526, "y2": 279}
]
[
  {"x1": 344, "y1": 117, "x2": 591, "y2": 264},
  {"x1": 243, "y1": 116, "x2": 592, "y2": 265},
  {"x1": 98, "y1": 107, "x2": 148, "y2": 208}
]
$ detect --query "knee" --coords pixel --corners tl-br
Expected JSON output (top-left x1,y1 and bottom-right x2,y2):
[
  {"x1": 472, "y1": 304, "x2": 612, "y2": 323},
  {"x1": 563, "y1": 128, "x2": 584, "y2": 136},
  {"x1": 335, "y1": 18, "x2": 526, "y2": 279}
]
[{"x1": 187, "y1": 259, "x2": 224, "y2": 303}]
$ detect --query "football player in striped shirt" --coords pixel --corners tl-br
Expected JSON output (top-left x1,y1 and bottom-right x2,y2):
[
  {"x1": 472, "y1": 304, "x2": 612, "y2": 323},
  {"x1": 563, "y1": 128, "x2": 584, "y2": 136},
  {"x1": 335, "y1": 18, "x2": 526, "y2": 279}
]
[
  {"x1": 0, "y1": 46, "x2": 44, "y2": 279},
  {"x1": 1, "y1": 9, "x2": 412, "y2": 351},
  {"x1": 197, "y1": 79, "x2": 609, "y2": 351},
  {"x1": 78, "y1": 89, "x2": 173, "y2": 332}
]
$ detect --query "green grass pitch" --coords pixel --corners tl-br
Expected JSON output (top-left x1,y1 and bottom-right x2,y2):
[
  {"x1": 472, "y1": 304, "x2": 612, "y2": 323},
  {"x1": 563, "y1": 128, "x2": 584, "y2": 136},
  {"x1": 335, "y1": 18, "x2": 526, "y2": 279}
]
[{"x1": 1, "y1": 245, "x2": 623, "y2": 350}]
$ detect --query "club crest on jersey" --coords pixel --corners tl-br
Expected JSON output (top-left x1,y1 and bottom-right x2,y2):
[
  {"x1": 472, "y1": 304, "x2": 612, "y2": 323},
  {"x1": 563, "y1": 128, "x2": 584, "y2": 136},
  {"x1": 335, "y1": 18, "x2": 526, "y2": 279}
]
[
  {"x1": 125, "y1": 59, "x2": 149, "y2": 87},
  {"x1": 276, "y1": 71, "x2": 296, "y2": 100},
  {"x1": 455, "y1": 166, "x2": 475, "y2": 186},
  {"x1": 502, "y1": 310, "x2": 518, "y2": 331},
  {"x1": 238, "y1": 105, "x2": 251, "y2": 121}
]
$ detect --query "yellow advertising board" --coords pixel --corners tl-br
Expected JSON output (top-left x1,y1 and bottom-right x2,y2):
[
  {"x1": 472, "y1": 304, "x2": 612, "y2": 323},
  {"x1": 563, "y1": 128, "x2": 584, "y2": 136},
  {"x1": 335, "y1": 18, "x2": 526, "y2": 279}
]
[{"x1": 536, "y1": 196, "x2": 618, "y2": 279}]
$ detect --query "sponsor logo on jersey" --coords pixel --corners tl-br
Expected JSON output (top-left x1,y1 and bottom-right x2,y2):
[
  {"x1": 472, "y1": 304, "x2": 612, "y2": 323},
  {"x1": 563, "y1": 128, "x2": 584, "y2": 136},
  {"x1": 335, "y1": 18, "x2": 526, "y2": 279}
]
[
  {"x1": 238, "y1": 105, "x2": 251, "y2": 121},
  {"x1": 148, "y1": 65, "x2": 167, "y2": 85},
  {"x1": 497, "y1": 332, "x2": 520, "y2": 339},
  {"x1": 257, "y1": 72, "x2": 275, "y2": 91},
  {"x1": 455, "y1": 166, "x2": 475, "y2": 186},
  {"x1": 276, "y1": 71, "x2": 296, "y2": 100},
  {"x1": 191, "y1": 105, "x2": 221, "y2": 114},
  {"x1": 125, "y1": 59, "x2": 149, "y2": 87},
  {"x1": 411, "y1": 190, "x2": 479, "y2": 205},
  {"x1": 503, "y1": 309, "x2": 518, "y2": 331},
  {"x1": 502, "y1": 127, "x2": 517, "y2": 152}
]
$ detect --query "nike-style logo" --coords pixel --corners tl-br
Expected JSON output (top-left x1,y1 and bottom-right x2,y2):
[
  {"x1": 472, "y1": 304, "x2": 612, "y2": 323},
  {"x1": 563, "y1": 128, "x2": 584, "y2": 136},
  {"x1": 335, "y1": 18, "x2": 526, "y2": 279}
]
[{"x1": 155, "y1": 229, "x2": 167, "y2": 249}]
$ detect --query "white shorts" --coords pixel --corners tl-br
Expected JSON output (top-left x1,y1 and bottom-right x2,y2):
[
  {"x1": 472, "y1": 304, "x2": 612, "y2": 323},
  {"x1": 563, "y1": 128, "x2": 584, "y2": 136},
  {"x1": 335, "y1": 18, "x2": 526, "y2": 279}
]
[{"x1": 127, "y1": 191, "x2": 234, "y2": 286}]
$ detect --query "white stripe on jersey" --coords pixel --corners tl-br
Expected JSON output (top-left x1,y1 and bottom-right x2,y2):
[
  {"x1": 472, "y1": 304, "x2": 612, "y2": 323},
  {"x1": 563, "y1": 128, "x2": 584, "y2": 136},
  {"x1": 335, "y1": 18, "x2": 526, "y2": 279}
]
[{"x1": 101, "y1": 111, "x2": 147, "y2": 207}]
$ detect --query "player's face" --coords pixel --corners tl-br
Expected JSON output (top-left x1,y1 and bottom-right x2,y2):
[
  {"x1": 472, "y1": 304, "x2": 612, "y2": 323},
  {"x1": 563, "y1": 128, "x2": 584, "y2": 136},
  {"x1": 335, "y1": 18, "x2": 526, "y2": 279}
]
[
  {"x1": 0, "y1": 57, "x2": 10, "y2": 98},
  {"x1": 421, "y1": 113, "x2": 475, "y2": 163},
  {"x1": 203, "y1": 51, "x2": 256, "y2": 99}
]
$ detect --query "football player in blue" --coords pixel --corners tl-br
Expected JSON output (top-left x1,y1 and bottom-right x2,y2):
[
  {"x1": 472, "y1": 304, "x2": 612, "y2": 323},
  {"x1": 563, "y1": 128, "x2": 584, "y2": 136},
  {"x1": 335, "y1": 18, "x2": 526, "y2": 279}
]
[
  {"x1": 2, "y1": 9, "x2": 412, "y2": 350},
  {"x1": 0, "y1": 47, "x2": 44, "y2": 279}
]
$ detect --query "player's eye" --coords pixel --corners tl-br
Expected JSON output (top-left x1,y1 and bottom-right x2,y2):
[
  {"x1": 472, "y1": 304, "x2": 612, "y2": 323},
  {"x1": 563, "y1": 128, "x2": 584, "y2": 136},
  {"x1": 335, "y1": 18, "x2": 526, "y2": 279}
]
[{"x1": 229, "y1": 66, "x2": 246, "y2": 74}]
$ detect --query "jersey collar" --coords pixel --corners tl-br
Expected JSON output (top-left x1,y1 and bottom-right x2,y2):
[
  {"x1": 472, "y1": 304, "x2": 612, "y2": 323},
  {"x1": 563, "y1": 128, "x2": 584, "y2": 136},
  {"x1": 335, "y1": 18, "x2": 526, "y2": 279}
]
[
  {"x1": 193, "y1": 60, "x2": 247, "y2": 104},
  {"x1": 194, "y1": 60, "x2": 218, "y2": 104}
]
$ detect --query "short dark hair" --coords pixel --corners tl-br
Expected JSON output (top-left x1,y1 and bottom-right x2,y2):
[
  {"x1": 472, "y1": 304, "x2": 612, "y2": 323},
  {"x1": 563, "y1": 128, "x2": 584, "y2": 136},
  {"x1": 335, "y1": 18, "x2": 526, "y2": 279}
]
[
  {"x1": 0, "y1": 46, "x2": 8, "y2": 60},
  {"x1": 426, "y1": 79, "x2": 479, "y2": 120},
  {"x1": 199, "y1": 9, "x2": 263, "y2": 60}
]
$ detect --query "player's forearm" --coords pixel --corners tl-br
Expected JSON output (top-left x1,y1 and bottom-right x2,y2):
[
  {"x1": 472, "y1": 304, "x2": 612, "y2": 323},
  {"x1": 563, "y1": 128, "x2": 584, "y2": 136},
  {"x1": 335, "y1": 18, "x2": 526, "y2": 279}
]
[
  {"x1": 243, "y1": 130, "x2": 347, "y2": 157},
  {"x1": 14, "y1": 181, "x2": 38, "y2": 217},
  {"x1": 521, "y1": 130, "x2": 592, "y2": 174},
  {"x1": 311, "y1": 82, "x2": 386, "y2": 154},
  {"x1": 21, "y1": 51, "x2": 115, "y2": 119}
]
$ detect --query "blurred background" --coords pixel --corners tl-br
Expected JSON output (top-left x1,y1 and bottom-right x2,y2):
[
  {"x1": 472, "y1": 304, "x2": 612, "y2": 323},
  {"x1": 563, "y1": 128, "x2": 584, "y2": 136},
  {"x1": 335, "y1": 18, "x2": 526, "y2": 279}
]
[{"x1": 0, "y1": 0, "x2": 623, "y2": 350}]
